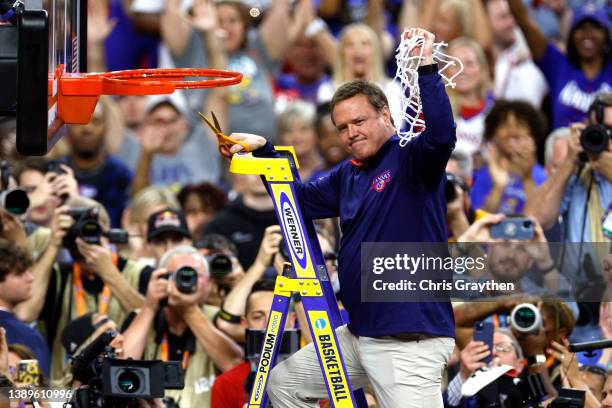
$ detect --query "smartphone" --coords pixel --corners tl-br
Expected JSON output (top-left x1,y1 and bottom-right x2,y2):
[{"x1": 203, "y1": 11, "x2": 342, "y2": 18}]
[
  {"x1": 491, "y1": 217, "x2": 535, "y2": 240},
  {"x1": 17, "y1": 359, "x2": 40, "y2": 385},
  {"x1": 46, "y1": 160, "x2": 67, "y2": 175},
  {"x1": 473, "y1": 321, "x2": 494, "y2": 363}
]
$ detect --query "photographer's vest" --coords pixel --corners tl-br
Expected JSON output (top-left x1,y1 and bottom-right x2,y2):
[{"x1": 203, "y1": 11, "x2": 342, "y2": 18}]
[
  {"x1": 143, "y1": 305, "x2": 219, "y2": 408},
  {"x1": 47, "y1": 257, "x2": 143, "y2": 383}
]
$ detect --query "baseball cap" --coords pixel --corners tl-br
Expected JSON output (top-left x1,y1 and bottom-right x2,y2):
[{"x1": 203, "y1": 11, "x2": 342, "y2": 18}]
[
  {"x1": 147, "y1": 208, "x2": 191, "y2": 242},
  {"x1": 571, "y1": 3, "x2": 609, "y2": 30},
  {"x1": 145, "y1": 92, "x2": 189, "y2": 117}
]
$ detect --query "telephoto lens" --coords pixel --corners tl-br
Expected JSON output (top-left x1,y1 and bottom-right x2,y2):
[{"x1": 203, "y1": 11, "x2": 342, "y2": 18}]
[
  {"x1": 173, "y1": 266, "x2": 199, "y2": 294},
  {"x1": 510, "y1": 303, "x2": 542, "y2": 334},
  {"x1": 580, "y1": 124, "x2": 611, "y2": 155}
]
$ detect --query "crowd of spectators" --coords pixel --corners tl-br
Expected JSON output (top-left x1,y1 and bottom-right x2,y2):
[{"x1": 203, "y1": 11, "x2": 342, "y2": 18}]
[{"x1": 0, "y1": 0, "x2": 610, "y2": 407}]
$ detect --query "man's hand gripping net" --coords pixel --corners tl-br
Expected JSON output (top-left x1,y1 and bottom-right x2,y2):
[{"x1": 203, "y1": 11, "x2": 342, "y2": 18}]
[{"x1": 393, "y1": 31, "x2": 464, "y2": 147}]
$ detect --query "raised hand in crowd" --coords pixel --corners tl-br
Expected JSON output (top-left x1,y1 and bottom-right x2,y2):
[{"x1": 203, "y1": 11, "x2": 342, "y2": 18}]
[
  {"x1": 144, "y1": 268, "x2": 170, "y2": 312},
  {"x1": 457, "y1": 213, "x2": 506, "y2": 242},
  {"x1": 0, "y1": 211, "x2": 27, "y2": 250},
  {"x1": 48, "y1": 206, "x2": 73, "y2": 249},
  {"x1": 459, "y1": 340, "x2": 491, "y2": 382}
]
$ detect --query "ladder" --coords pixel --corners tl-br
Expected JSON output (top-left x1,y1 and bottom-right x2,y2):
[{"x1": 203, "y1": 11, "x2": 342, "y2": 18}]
[{"x1": 230, "y1": 147, "x2": 367, "y2": 408}]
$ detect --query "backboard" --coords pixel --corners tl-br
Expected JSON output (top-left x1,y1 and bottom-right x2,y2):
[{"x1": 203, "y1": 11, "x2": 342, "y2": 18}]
[{"x1": 16, "y1": 0, "x2": 87, "y2": 155}]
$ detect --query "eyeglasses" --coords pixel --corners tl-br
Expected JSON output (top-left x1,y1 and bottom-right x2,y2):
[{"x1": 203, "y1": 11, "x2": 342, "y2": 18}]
[{"x1": 493, "y1": 343, "x2": 515, "y2": 354}]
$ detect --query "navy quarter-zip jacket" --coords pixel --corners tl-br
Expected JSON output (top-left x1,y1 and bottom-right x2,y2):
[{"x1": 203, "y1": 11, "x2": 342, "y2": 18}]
[{"x1": 255, "y1": 69, "x2": 457, "y2": 338}]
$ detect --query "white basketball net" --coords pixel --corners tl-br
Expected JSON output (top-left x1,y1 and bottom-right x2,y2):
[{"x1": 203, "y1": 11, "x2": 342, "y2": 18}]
[{"x1": 393, "y1": 31, "x2": 464, "y2": 147}]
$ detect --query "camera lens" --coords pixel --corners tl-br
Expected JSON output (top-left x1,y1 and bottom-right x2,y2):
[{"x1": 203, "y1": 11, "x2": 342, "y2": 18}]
[
  {"x1": 117, "y1": 369, "x2": 141, "y2": 394},
  {"x1": 80, "y1": 221, "x2": 103, "y2": 244},
  {"x1": 174, "y1": 266, "x2": 199, "y2": 294},
  {"x1": 580, "y1": 125, "x2": 610, "y2": 155},
  {"x1": 514, "y1": 307, "x2": 535, "y2": 328},
  {"x1": 522, "y1": 220, "x2": 532, "y2": 229},
  {"x1": 207, "y1": 254, "x2": 233, "y2": 278}
]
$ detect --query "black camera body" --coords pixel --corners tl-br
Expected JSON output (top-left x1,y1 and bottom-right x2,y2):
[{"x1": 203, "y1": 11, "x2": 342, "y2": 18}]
[
  {"x1": 162, "y1": 265, "x2": 199, "y2": 294},
  {"x1": 206, "y1": 253, "x2": 233, "y2": 278},
  {"x1": 63, "y1": 207, "x2": 129, "y2": 247},
  {"x1": 580, "y1": 124, "x2": 610, "y2": 155},
  {"x1": 70, "y1": 330, "x2": 184, "y2": 408}
]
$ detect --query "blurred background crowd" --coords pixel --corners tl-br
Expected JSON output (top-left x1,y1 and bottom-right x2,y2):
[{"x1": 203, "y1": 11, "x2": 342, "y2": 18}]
[{"x1": 0, "y1": 0, "x2": 610, "y2": 406}]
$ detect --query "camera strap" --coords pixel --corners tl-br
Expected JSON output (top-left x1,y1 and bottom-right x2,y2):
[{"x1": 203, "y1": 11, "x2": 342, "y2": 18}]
[
  {"x1": 72, "y1": 253, "x2": 118, "y2": 316},
  {"x1": 160, "y1": 332, "x2": 192, "y2": 370}
]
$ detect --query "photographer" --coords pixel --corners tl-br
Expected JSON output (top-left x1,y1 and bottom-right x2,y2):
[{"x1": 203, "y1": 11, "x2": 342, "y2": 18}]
[
  {"x1": 121, "y1": 245, "x2": 243, "y2": 407},
  {"x1": 36, "y1": 196, "x2": 148, "y2": 381},
  {"x1": 525, "y1": 93, "x2": 611, "y2": 243},
  {"x1": 193, "y1": 234, "x2": 245, "y2": 308},
  {"x1": 15, "y1": 158, "x2": 79, "y2": 228}
]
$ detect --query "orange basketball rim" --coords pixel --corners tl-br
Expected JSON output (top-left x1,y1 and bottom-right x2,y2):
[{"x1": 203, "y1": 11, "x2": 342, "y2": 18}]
[{"x1": 49, "y1": 66, "x2": 242, "y2": 125}]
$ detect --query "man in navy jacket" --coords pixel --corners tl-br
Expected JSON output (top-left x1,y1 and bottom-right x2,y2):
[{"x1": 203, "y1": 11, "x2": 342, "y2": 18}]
[{"x1": 222, "y1": 28, "x2": 457, "y2": 408}]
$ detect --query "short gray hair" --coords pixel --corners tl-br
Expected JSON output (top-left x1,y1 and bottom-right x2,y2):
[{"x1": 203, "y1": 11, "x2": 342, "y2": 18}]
[
  {"x1": 159, "y1": 245, "x2": 209, "y2": 276},
  {"x1": 277, "y1": 101, "x2": 316, "y2": 135},
  {"x1": 495, "y1": 327, "x2": 523, "y2": 360},
  {"x1": 544, "y1": 127, "x2": 571, "y2": 166}
]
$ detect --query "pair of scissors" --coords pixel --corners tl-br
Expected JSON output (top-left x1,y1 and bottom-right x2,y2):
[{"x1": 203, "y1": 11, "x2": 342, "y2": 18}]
[{"x1": 198, "y1": 111, "x2": 251, "y2": 154}]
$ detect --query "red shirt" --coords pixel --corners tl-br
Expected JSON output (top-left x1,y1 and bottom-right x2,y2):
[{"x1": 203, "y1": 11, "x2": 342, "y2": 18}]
[{"x1": 211, "y1": 361, "x2": 251, "y2": 408}]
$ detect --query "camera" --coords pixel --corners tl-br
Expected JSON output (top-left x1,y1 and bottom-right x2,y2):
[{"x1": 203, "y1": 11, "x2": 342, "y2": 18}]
[
  {"x1": 0, "y1": 160, "x2": 29, "y2": 215},
  {"x1": 162, "y1": 266, "x2": 199, "y2": 294},
  {"x1": 445, "y1": 172, "x2": 467, "y2": 203},
  {"x1": 580, "y1": 124, "x2": 610, "y2": 155},
  {"x1": 69, "y1": 330, "x2": 184, "y2": 408},
  {"x1": 510, "y1": 303, "x2": 542, "y2": 334},
  {"x1": 206, "y1": 253, "x2": 233, "y2": 278},
  {"x1": 63, "y1": 207, "x2": 129, "y2": 247}
]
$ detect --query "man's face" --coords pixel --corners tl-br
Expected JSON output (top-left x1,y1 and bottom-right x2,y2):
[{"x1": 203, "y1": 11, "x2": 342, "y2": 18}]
[
  {"x1": 601, "y1": 375, "x2": 612, "y2": 407},
  {"x1": 146, "y1": 105, "x2": 188, "y2": 155},
  {"x1": 0, "y1": 269, "x2": 34, "y2": 307},
  {"x1": 333, "y1": 94, "x2": 392, "y2": 161},
  {"x1": 149, "y1": 232, "x2": 192, "y2": 264},
  {"x1": 488, "y1": 243, "x2": 533, "y2": 283},
  {"x1": 486, "y1": 0, "x2": 516, "y2": 48},
  {"x1": 68, "y1": 106, "x2": 106, "y2": 159},
  {"x1": 19, "y1": 170, "x2": 58, "y2": 225},
  {"x1": 492, "y1": 331, "x2": 521, "y2": 369},
  {"x1": 289, "y1": 36, "x2": 324, "y2": 83},
  {"x1": 244, "y1": 291, "x2": 275, "y2": 330},
  {"x1": 117, "y1": 96, "x2": 148, "y2": 129}
]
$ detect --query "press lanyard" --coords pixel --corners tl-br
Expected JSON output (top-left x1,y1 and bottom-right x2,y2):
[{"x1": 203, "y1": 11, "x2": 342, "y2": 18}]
[
  {"x1": 72, "y1": 253, "x2": 117, "y2": 316},
  {"x1": 160, "y1": 332, "x2": 191, "y2": 370}
]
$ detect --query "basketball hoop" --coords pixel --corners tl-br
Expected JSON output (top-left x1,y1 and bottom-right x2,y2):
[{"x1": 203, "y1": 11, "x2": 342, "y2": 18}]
[
  {"x1": 52, "y1": 67, "x2": 242, "y2": 125},
  {"x1": 393, "y1": 31, "x2": 463, "y2": 147}
]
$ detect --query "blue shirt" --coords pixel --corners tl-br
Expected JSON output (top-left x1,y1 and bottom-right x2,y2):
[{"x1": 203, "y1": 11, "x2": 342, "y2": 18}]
[
  {"x1": 67, "y1": 155, "x2": 133, "y2": 228},
  {"x1": 470, "y1": 164, "x2": 548, "y2": 214},
  {"x1": 0, "y1": 310, "x2": 51, "y2": 376},
  {"x1": 256, "y1": 71, "x2": 457, "y2": 338},
  {"x1": 560, "y1": 172, "x2": 612, "y2": 243},
  {"x1": 536, "y1": 43, "x2": 612, "y2": 129}
]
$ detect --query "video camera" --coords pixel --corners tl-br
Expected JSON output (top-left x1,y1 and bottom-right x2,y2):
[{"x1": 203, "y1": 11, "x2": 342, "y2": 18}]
[
  {"x1": 68, "y1": 329, "x2": 184, "y2": 408},
  {"x1": 63, "y1": 207, "x2": 128, "y2": 246},
  {"x1": 0, "y1": 161, "x2": 29, "y2": 216},
  {"x1": 205, "y1": 253, "x2": 233, "y2": 278}
]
